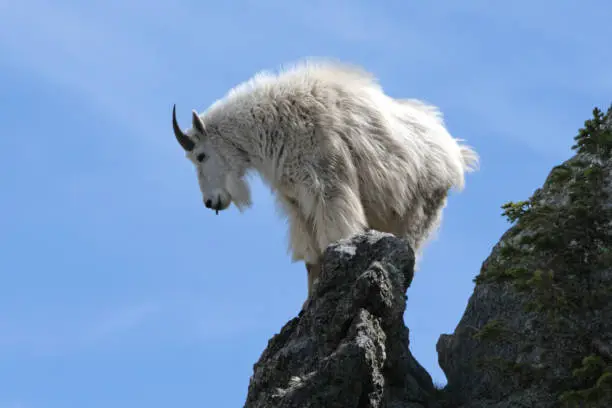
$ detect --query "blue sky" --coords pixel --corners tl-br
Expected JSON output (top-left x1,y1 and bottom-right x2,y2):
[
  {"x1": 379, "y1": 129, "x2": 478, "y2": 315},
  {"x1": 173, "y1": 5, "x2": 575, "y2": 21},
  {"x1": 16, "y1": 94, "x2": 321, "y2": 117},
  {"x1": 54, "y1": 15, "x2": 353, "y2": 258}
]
[{"x1": 1, "y1": 0, "x2": 611, "y2": 407}]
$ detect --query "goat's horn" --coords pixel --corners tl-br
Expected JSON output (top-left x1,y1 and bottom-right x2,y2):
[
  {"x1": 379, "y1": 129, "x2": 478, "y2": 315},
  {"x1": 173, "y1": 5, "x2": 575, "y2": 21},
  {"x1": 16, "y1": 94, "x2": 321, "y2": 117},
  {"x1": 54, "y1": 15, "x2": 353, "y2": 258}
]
[{"x1": 172, "y1": 104, "x2": 195, "y2": 151}]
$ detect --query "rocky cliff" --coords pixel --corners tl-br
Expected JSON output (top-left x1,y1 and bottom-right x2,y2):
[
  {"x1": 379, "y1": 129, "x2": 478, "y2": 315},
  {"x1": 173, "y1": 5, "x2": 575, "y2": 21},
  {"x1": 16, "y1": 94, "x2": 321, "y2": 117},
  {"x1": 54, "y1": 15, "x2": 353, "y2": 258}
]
[
  {"x1": 437, "y1": 106, "x2": 612, "y2": 408},
  {"x1": 243, "y1": 105, "x2": 612, "y2": 408}
]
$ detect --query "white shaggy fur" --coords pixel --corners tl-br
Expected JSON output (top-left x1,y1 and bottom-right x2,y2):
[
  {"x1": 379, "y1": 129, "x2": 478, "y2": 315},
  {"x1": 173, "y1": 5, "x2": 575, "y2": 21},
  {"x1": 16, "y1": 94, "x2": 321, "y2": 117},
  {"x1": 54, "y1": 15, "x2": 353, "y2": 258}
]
[{"x1": 174, "y1": 59, "x2": 479, "y2": 270}]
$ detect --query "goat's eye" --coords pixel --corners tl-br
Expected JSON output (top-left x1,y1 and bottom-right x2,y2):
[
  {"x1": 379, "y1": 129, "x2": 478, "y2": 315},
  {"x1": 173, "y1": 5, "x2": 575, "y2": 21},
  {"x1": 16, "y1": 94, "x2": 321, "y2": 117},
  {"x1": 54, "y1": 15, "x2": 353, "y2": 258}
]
[{"x1": 196, "y1": 153, "x2": 207, "y2": 162}]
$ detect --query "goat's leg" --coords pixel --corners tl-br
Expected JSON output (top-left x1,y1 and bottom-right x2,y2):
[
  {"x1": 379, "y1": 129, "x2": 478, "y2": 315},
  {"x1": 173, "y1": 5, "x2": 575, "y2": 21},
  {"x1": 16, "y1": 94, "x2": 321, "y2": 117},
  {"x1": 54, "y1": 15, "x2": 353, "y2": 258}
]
[
  {"x1": 306, "y1": 261, "x2": 321, "y2": 297},
  {"x1": 276, "y1": 196, "x2": 321, "y2": 307},
  {"x1": 310, "y1": 184, "x2": 367, "y2": 256},
  {"x1": 276, "y1": 196, "x2": 318, "y2": 263},
  {"x1": 303, "y1": 261, "x2": 321, "y2": 309}
]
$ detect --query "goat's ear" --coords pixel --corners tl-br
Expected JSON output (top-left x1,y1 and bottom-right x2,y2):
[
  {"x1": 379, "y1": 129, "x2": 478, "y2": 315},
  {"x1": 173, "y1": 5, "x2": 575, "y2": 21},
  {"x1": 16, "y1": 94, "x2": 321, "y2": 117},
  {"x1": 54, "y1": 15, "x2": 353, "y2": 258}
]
[{"x1": 192, "y1": 111, "x2": 206, "y2": 134}]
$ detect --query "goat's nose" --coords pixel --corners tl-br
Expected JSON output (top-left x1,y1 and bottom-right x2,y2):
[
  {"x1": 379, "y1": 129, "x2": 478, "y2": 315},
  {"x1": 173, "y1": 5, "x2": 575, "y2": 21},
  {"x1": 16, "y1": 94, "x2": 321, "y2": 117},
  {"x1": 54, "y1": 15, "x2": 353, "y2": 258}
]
[{"x1": 205, "y1": 199, "x2": 212, "y2": 208}]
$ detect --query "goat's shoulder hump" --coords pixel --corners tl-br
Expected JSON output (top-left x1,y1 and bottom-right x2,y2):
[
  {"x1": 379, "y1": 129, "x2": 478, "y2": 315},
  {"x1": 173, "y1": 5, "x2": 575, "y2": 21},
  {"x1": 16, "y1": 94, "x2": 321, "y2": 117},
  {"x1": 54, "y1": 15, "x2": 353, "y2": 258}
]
[
  {"x1": 239, "y1": 60, "x2": 379, "y2": 93},
  {"x1": 215, "y1": 59, "x2": 380, "y2": 115},
  {"x1": 279, "y1": 59, "x2": 379, "y2": 89}
]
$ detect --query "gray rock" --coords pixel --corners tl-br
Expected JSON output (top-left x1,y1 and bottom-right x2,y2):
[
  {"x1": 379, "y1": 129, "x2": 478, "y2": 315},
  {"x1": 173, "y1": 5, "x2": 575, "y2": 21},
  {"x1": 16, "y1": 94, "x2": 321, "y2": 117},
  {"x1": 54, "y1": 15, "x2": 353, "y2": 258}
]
[
  {"x1": 244, "y1": 230, "x2": 436, "y2": 408},
  {"x1": 437, "y1": 143, "x2": 612, "y2": 405}
]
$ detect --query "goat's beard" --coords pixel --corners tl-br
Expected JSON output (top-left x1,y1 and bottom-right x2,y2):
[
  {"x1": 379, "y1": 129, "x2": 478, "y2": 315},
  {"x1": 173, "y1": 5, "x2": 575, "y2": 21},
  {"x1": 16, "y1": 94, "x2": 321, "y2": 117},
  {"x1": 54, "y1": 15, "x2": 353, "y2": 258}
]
[{"x1": 225, "y1": 174, "x2": 252, "y2": 212}]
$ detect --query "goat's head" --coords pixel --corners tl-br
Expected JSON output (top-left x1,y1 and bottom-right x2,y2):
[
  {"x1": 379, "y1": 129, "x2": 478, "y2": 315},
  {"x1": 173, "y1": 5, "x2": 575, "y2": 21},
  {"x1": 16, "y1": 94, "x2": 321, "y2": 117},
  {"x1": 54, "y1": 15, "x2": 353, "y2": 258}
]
[{"x1": 172, "y1": 105, "x2": 239, "y2": 214}]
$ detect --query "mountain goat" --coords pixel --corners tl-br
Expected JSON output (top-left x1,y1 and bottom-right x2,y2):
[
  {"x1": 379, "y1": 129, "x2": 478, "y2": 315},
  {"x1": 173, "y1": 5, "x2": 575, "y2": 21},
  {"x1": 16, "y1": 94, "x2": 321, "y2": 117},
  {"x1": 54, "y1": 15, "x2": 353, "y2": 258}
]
[{"x1": 171, "y1": 60, "x2": 478, "y2": 304}]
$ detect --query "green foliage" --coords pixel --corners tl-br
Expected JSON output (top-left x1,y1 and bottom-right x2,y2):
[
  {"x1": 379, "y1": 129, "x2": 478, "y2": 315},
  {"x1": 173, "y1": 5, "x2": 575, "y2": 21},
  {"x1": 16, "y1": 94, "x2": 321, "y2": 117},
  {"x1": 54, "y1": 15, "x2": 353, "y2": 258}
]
[
  {"x1": 501, "y1": 200, "x2": 531, "y2": 224},
  {"x1": 572, "y1": 105, "x2": 612, "y2": 158},
  {"x1": 473, "y1": 265, "x2": 531, "y2": 285},
  {"x1": 597, "y1": 372, "x2": 612, "y2": 390},
  {"x1": 548, "y1": 164, "x2": 573, "y2": 186},
  {"x1": 560, "y1": 355, "x2": 612, "y2": 407},
  {"x1": 498, "y1": 242, "x2": 526, "y2": 259},
  {"x1": 473, "y1": 319, "x2": 508, "y2": 341},
  {"x1": 573, "y1": 355, "x2": 606, "y2": 381}
]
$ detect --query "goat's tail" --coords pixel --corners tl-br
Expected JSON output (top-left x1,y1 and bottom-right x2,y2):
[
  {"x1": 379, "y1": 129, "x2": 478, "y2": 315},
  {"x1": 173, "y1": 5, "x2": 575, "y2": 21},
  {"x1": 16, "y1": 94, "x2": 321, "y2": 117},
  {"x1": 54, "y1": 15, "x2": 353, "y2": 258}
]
[
  {"x1": 395, "y1": 98, "x2": 480, "y2": 174},
  {"x1": 458, "y1": 143, "x2": 479, "y2": 173}
]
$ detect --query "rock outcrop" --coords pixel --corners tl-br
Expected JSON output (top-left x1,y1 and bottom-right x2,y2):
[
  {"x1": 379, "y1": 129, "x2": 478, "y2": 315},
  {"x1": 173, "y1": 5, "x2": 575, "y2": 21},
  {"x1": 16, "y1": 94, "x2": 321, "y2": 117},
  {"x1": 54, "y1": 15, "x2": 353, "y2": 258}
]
[
  {"x1": 244, "y1": 231, "x2": 436, "y2": 408},
  {"x1": 438, "y1": 106, "x2": 612, "y2": 407},
  {"x1": 243, "y1": 105, "x2": 612, "y2": 408}
]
